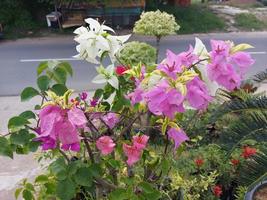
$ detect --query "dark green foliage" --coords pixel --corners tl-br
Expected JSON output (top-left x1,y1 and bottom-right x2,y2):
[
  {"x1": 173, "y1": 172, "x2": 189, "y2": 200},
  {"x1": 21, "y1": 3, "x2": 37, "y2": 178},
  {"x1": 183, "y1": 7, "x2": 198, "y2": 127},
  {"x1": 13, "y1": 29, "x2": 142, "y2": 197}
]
[
  {"x1": 253, "y1": 69, "x2": 267, "y2": 83},
  {"x1": 239, "y1": 148, "x2": 267, "y2": 190}
]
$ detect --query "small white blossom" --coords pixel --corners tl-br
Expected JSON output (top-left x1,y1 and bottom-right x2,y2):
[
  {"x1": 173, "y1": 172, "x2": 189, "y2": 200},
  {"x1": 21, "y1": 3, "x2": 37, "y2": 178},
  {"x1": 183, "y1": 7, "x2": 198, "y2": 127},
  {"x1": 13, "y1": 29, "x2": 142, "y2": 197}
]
[
  {"x1": 74, "y1": 18, "x2": 131, "y2": 64},
  {"x1": 92, "y1": 65, "x2": 119, "y2": 89}
]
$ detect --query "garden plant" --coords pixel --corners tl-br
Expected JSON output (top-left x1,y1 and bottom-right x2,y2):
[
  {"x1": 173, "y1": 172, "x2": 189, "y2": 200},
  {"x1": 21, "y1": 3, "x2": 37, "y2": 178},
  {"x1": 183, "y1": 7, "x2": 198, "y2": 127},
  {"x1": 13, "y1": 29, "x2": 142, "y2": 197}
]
[{"x1": 0, "y1": 11, "x2": 266, "y2": 200}]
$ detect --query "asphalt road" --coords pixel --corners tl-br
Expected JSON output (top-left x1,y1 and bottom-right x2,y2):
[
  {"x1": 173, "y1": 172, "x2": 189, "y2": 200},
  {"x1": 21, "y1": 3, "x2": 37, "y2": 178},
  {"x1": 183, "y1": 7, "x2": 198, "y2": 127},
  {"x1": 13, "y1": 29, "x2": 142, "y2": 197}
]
[{"x1": 0, "y1": 32, "x2": 266, "y2": 96}]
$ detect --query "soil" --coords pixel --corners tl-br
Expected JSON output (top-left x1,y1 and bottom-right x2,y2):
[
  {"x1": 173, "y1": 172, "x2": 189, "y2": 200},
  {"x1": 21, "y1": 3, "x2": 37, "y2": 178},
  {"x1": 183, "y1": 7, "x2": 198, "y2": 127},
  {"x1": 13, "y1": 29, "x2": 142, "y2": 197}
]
[{"x1": 254, "y1": 185, "x2": 267, "y2": 200}]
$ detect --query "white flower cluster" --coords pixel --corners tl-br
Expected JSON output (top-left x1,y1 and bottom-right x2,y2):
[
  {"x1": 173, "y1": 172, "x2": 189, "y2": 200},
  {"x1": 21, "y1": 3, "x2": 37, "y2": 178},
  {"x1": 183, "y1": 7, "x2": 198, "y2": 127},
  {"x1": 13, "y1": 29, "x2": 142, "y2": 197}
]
[
  {"x1": 74, "y1": 18, "x2": 131, "y2": 64},
  {"x1": 133, "y1": 10, "x2": 180, "y2": 38}
]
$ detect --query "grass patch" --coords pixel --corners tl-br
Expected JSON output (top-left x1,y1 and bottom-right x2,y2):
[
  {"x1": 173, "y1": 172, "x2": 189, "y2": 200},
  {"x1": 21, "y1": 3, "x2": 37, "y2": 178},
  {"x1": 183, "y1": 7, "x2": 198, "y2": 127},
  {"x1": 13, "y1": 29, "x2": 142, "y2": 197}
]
[
  {"x1": 149, "y1": 5, "x2": 225, "y2": 34},
  {"x1": 234, "y1": 13, "x2": 267, "y2": 30}
]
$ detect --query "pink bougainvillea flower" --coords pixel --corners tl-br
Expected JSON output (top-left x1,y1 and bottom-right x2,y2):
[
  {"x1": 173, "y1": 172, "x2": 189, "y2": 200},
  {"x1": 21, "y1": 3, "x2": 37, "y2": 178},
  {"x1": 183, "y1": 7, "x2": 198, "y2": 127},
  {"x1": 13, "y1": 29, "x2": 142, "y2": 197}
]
[
  {"x1": 96, "y1": 136, "x2": 116, "y2": 155},
  {"x1": 115, "y1": 65, "x2": 128, "y2": 76},
  {"x1": 133, "y1": 135, "x2": 149, "y2": 150},
  {"x1": 61, "y1": 142, "x2": 80, "y2": 152},
  {"x1": 35, "y1": 136, "x2": 57, "y2": 151},
  {"x1": 178, "y1": 45, "x2": 199, "y2": 67},
  {"x1": 208, "y1": 40, "x2": 254, "y2": 91},
  {"x1": 68, "y1": 107, "x2": 87, "y2": 128},
  {"x1": 145, "y1": 81, "x2": 185, "y2": 119},
  {"x1": 102, "y1": 113, "x2": 119, "y2": 129},
  {"x1": 157, "y1": 50, "x2": 182, "y2": 79},
  {"x1": 38, "y1": 105, "x2": 87, "y2": 152},
  {"x1": 230, "y1": 51, "x2": 255, "y2": 76},
  {"x1": 123, "y1": 143, "x2": 142, "y2": 166},
  {"x1": 167, "y1": 128, "x2": 189, "y2": 150},
  {"x1": 127, "y1": 87, "x2": 144, "y2": 105},
  {"x1": 57, "y1": 120, "x2": 80, "y2": 146},
  {"x1": 79, "y1": 92, "x2": 88, "y2": 100},
  {"x1": 186, "y1": 76, "x2": 213, "y2": 110}
]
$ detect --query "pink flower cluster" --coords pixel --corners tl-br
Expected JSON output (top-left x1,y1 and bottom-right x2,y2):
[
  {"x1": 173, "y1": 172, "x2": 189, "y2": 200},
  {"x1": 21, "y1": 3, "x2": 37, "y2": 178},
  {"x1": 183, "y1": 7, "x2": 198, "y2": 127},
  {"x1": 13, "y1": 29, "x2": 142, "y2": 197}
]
[
  {"x1": 208, "y1": 40, "x2": 254, "y2": 91},
  {"x1": 95, "y1": 135, "x2": 149, "y2": 166},
  {"x1": 123, "y1": 135, "x2": 149, "y2": 166},
  {"x1": 37, "y1": 105, "x2": 87, "y2": 151},
  {"x1": 157, "y1": 46, "x2": 198, "y2": 79}
]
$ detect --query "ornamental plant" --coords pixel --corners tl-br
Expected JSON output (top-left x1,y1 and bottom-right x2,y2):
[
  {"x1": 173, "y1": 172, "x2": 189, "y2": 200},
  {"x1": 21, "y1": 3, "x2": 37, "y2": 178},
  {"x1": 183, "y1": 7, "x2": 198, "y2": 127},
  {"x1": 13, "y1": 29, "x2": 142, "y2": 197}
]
[{"x1": 0, "y1": 18, "x2": 256, "y2": 200}]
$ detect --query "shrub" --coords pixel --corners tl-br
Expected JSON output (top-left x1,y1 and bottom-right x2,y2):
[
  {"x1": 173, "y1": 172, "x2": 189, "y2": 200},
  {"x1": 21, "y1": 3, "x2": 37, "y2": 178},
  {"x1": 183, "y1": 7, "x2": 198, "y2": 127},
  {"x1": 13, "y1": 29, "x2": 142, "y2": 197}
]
[{"x1": 118, "y1": 41, "x2": 157, "y2": 66}]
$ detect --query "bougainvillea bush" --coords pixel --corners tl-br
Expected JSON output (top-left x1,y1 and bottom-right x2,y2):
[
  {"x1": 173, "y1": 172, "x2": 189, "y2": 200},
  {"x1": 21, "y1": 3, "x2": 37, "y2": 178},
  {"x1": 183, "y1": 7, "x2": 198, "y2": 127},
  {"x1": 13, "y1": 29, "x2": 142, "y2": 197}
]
[{"x1": 0, "y1": 12, "x2": 262, "y2": 200}]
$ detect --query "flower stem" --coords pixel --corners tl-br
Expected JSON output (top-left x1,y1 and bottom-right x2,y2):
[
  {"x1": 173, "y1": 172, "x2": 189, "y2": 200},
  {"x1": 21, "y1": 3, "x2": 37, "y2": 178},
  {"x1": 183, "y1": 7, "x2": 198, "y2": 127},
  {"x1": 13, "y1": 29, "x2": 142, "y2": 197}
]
[{"x1": 81, "y1": 131, "x2": 95, "y2": 163}]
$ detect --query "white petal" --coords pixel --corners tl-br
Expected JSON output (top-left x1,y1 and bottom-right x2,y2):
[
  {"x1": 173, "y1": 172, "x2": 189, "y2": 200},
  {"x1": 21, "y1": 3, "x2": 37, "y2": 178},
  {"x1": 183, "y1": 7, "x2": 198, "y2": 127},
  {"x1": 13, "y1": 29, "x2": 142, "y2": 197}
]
[
  {"x1": 92, "y1": 74, "x2": 107, "y2": 84},
  {"x1": 193, "y1": 37, "x2": 208, "y2": 59},
  {"x1": 85, "y1": 18, "x2": 101, "y2": 33},
  {"x1": 101, "y1": 24, "x2": 115, "y2": 33},
  {"x1": 106, "y1": 64, "x2": 114, "y2": 74},
  {"x1": 108, "y1": 76, "x2": 119, "y2": 89},
  {"x1": 74, "y1": 26, "x2": 88, "y2": 35}
]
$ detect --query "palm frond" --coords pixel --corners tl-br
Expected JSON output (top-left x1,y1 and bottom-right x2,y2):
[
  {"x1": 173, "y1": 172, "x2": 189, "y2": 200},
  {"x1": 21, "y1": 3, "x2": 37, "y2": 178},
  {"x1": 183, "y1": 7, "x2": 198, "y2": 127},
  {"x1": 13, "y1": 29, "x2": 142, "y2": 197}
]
[
  {"x1": 238, "y1": 148, "x2": 267, "y2": 190},
  {"x1": 212, "y1": 95, "x2": 267, "y2": 122},
  {"x1": 217, "y1": 111, "x2": 267, "y2": 152},
  {"x1": 253, "y1": 69, "x2": 267, "y2": 83}
]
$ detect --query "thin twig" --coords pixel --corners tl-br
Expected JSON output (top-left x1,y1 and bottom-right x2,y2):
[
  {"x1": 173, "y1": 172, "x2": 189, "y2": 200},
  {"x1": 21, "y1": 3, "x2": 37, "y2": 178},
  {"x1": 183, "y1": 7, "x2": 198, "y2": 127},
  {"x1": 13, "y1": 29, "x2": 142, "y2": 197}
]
[
  {"x1": 95, "y1": 177, "x2": 118, "y2": 190},
  {"x1": 59, "y1": 149, "x2": 70, "y2": 163},
  {"x1": 81, "y1": 131, "x2": 95, "y2": 163},
  {"x1": 117, "y1": 112, "x2": 143, "y2": 140}
]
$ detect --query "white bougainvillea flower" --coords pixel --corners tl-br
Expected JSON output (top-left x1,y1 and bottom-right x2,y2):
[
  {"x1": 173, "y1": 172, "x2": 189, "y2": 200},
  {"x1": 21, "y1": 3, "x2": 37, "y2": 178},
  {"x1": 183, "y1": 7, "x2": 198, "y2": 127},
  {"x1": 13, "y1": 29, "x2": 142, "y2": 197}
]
[
  {"x1": 73, "y1": 18, "x2": 131, "y2": 64},
  {"x1": 92, "y1": 64, "x2": 119, "y2": 89},
  {"x1": 193, "y1": 37, "x2": 219, "y2": 96}
]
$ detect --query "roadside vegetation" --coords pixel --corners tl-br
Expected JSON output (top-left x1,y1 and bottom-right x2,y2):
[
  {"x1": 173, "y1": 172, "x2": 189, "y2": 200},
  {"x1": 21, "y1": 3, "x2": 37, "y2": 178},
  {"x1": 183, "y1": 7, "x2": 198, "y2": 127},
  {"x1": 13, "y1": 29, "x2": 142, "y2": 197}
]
[
  {"x1": 149, "y1": 4, "x2": 226, "y2": 34},
  {"x1": 234, "y1": 13, "x2": 267, "y2": 31}
]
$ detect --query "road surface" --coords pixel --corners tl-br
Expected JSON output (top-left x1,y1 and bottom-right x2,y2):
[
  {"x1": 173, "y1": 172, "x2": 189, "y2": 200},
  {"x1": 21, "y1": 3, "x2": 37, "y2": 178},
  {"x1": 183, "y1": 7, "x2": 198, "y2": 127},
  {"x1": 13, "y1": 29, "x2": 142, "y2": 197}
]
[{"x1": 0, "y1": 32, "x2": 266, "y2": 96}]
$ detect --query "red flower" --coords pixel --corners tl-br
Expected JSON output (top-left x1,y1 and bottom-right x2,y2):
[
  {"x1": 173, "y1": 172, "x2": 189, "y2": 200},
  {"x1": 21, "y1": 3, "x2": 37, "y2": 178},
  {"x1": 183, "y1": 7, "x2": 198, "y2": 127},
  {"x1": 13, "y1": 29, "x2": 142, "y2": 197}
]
[
  {"x1": 115, "y1": 66, "x2": 127, "y2": 76},
  {"x1": 213, "y1": 185, "x2": 223, "y2": 197},
  {"x1": 241, "y1": 146, "x2": 257, "y2": 159},
  {"x1": 231, "y1": 159, "x2": 240, "y2": 166},
  {"x1": 194, "y1": 158, "x2": 204, "y2": 167}
]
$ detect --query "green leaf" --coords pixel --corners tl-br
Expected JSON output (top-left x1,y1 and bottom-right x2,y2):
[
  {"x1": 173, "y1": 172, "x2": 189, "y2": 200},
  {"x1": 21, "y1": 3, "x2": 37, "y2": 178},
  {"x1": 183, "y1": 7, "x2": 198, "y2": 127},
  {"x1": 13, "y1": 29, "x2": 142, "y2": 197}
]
[
  {"x1": 28, "y1": 141, "x2": 40, "y2": 152},
  {"x1": 56, "y1": 178, "x2": 76, "y2": 200},
  {"x1": 108, "y1": 188, "x2": 129, "y2": 200},
  {"x1": 10, "y1": 129, "x2": 31, "y2": 145},
  {"x1": 25, "y1": 183, "x2": 35, "y2": 191},
  {"x1": 37, "y1": 61, "x2": 48, "y2": 75},
  {"x1": 15, "y1": 188, "x2": 22, "y2": 199},
  {"x1": 21, "y1": 87, "x2": 39, "y2": 102},
  {"x1": 35, "y1": 175, "x2": 48, "y2": 183},
  {"x1": 94, "y1": 89, "x2": 104, "y2": 99},
  {"x1": 50, "y1": 158, "x2": 68, "y2": 180},
  {"x1": 37, "y1": 75, "x2": 50, "y2": 91},
  {"x1": 58, "y1": 62, "x2": 73, "y2": 76},
  {"x1": 19, "y1": 111, "x2": 36, "y2": 120},
  {"x1": 22, "y1": 189, "x2": 34, "y2": 200},
  {"x1": 74, "y1": 167, "x2": 92, "y2": 187},
  {"x1": 51, "y1": 84, "x2": 68, "y2": 96},
  {"x1": 139, "y1": 182, "x2": 161, "y2": 200},
  {"x1": 8, "y1": 117, "x2": 29, "y2": 133},
  {"x1": 53, "y1": 67, "x2": 67, "y2": 84},
  {"x1": 0, "y1": 137, "x2": 13, "y2": 158},
  {"x1": 88, "y1": 163, "x2": 102, "y2": 177},
  {"x1": 161, "y1": 158, "x2": 170, "y2": 176}
]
